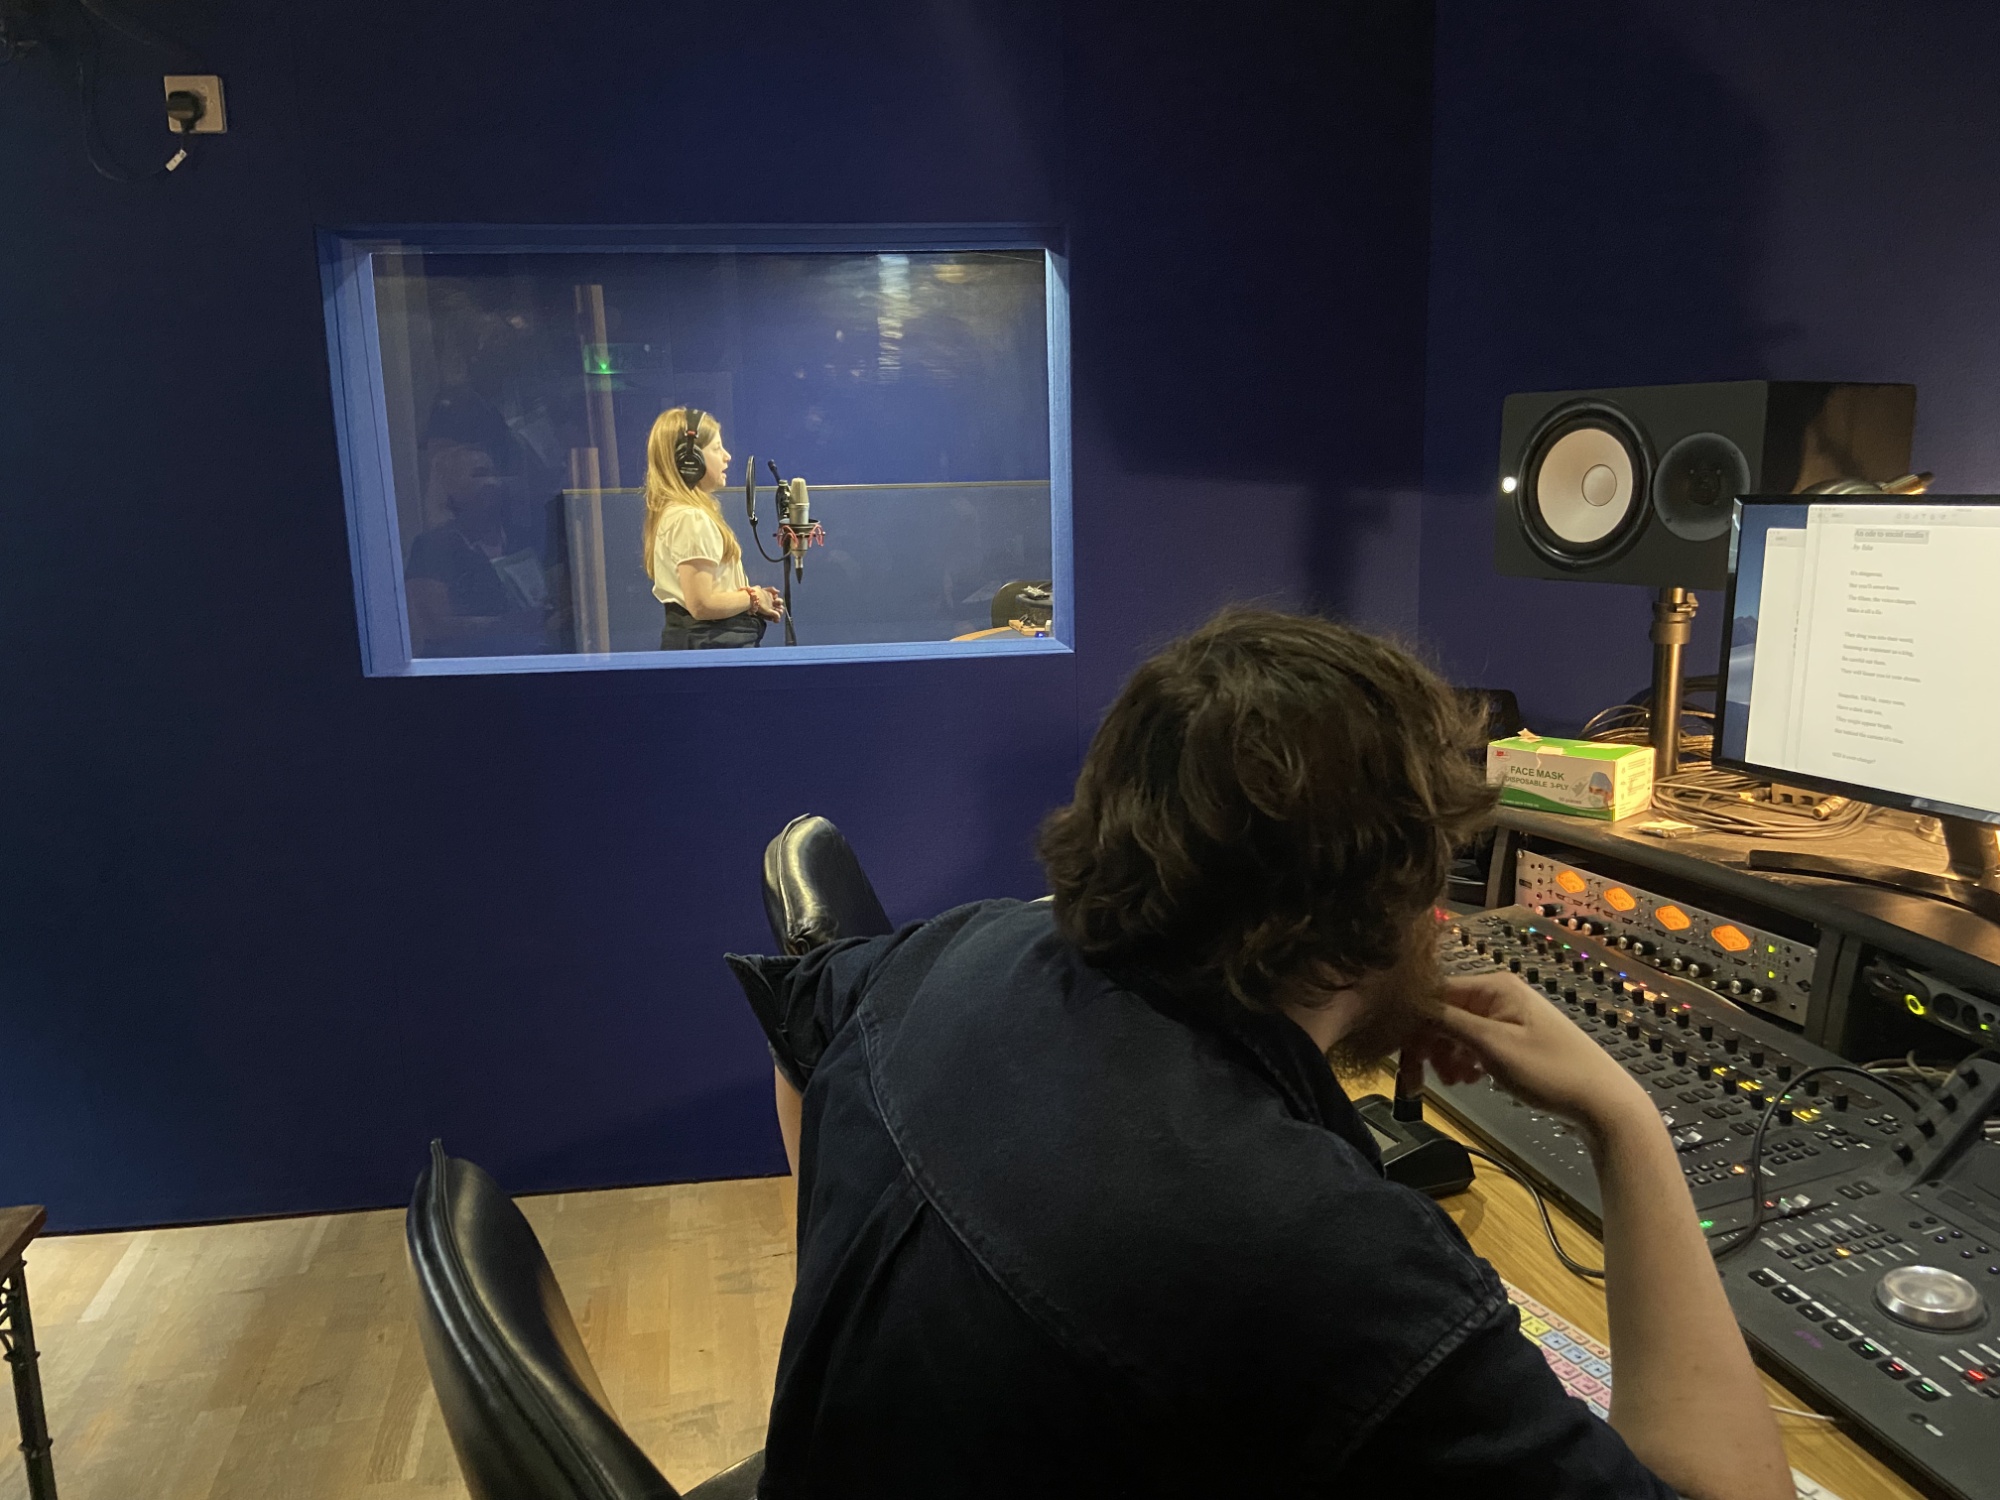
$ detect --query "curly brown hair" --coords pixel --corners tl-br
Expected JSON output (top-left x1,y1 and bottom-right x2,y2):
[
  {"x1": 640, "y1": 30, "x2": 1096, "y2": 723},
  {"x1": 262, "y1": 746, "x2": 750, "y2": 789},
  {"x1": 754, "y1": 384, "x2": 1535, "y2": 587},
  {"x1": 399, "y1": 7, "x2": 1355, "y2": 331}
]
[{"x1": 1039, "y1": 609, "x2": 1496, "y2": 1011}]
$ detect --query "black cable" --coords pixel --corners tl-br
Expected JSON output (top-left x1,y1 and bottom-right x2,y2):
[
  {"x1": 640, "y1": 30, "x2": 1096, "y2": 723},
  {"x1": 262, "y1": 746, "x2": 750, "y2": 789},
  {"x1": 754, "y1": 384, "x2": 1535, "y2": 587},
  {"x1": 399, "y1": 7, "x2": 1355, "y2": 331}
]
[
  {"x1": 1464, "y1": 1146, "x2": 1607, "y2": 1282},
  {"x1": 68, "y1": 0, "x2": 189, "y2": 182},
  {"x1": 1707, "y1": 1063, "x2": 1928, "y2": 1261}
]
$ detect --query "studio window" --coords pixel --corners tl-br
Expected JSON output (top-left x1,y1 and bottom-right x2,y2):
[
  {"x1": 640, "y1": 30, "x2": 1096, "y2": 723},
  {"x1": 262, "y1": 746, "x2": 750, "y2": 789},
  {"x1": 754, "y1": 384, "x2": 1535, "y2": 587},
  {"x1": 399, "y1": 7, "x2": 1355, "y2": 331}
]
[{"x1": 320, "y1": 229, "x2": 1071, "y2": 674}]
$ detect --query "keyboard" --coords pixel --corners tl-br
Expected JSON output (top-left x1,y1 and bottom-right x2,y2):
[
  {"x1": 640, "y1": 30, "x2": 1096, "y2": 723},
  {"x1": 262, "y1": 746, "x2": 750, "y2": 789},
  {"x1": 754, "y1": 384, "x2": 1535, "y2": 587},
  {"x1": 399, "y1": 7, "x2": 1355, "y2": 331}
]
[{"x1": 1506, "y1": 1279, "x2": 1846, "y2": 1500}]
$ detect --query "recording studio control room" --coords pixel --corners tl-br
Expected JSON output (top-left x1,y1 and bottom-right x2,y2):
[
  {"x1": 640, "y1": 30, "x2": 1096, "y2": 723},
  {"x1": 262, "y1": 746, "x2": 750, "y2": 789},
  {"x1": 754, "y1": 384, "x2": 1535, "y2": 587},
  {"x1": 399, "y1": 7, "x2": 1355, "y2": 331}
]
[{"x1": 9, "y1": 5, "x2": 2000, "y2": 1500}]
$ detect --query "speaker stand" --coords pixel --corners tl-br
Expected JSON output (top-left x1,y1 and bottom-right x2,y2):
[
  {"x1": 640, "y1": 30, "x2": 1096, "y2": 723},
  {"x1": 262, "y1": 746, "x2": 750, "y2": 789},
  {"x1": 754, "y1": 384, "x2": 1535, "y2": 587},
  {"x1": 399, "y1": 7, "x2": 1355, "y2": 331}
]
[
  {"x1": 1649, "y1": 586, "x2": 1698, "y2": 780},
  {"x1": 1749, "y1": 817, "x2": 2000, "y2": 926}
]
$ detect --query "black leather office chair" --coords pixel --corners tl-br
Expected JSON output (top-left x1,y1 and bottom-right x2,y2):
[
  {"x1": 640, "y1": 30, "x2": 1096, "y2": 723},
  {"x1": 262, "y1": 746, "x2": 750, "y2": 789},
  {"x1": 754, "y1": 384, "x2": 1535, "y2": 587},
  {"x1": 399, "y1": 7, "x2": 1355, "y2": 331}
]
[
  {"x1": 761, "y1": 815, "x2": 893, "y2": 956},
  {"x1": 406, "y1": 1141, "x2": 764, "y2": 1500}
]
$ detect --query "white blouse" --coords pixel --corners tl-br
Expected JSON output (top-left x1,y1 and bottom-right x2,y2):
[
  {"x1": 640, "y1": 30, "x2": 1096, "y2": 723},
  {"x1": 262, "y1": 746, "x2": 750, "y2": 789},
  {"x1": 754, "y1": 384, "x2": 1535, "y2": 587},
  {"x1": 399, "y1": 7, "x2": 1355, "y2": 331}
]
[{"x1": 651, "y1": 505, "x2": 749, "y2": 607}]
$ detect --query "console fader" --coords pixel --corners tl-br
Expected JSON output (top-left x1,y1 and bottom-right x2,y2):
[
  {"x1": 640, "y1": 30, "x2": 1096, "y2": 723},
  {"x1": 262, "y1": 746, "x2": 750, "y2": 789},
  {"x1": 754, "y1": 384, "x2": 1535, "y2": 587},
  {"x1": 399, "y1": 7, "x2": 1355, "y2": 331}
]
[{"x1": 1432, "y1": 905, "x2": 2000, "y2": 1500}]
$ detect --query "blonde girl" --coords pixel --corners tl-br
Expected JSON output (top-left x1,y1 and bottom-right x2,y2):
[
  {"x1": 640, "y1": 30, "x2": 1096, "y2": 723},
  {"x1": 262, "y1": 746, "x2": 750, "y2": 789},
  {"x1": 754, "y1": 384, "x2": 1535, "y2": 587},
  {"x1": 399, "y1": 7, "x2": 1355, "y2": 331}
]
[{"x1": 643, "y1": 406, "x2": 783, "y2": 649}]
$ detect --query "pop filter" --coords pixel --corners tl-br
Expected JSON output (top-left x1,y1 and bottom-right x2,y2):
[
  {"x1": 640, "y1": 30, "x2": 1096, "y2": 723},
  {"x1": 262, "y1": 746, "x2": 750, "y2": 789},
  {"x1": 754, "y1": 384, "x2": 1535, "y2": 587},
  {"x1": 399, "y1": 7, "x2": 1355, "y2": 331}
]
[{"x1": 744, "y1": 454, "x2": 758, "y2": 524}]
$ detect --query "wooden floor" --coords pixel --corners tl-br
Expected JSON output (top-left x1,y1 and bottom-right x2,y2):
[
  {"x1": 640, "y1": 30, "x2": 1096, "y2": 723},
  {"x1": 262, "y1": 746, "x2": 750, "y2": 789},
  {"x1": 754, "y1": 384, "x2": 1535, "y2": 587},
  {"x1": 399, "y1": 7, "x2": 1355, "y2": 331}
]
[
  {"x1": 0, "y1": 1178, "x2": 796, "y2": 1500},
  {"x1": 0, "y1": 1112, "x2": 1918, "y2": 1500}
]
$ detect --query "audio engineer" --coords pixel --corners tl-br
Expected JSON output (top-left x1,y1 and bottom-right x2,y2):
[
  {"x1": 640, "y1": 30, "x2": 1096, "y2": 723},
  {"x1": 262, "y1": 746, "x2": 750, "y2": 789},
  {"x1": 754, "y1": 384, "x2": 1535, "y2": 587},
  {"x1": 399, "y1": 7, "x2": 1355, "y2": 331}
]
[{"x1": 734, "y1": 610, "x2": 1792, "y2": 1500}]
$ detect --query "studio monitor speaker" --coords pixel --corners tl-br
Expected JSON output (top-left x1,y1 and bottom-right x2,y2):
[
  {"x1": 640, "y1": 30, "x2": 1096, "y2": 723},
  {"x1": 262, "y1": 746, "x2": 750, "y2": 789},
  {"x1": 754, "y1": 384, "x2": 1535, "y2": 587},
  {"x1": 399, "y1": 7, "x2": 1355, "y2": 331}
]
[{"x1": 1494, "y1": 381, "x2": 1916, "y2": 588}]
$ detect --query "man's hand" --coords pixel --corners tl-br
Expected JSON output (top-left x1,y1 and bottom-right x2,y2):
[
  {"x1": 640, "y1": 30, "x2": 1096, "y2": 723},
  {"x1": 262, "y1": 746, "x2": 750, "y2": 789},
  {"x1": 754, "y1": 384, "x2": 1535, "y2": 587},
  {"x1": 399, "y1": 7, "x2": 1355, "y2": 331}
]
[{"x1": 1400, "y1": 973, "x2": 1656, "y2": 1145}]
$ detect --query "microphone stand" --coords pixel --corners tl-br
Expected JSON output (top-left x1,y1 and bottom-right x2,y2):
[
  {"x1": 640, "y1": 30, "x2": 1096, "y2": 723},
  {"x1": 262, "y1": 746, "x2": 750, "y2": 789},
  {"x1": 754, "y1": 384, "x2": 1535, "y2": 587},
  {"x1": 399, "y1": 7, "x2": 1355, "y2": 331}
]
[{"x1": 757, "y1": 458, "x2": 824, "y2": 647}]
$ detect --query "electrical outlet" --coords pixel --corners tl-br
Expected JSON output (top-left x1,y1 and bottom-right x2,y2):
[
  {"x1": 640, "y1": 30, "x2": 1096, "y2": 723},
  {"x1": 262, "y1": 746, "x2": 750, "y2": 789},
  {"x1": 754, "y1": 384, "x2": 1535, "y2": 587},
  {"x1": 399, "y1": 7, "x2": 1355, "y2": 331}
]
[{"x1": 163, "y1": 74, "x2": 226, "y2": 134}]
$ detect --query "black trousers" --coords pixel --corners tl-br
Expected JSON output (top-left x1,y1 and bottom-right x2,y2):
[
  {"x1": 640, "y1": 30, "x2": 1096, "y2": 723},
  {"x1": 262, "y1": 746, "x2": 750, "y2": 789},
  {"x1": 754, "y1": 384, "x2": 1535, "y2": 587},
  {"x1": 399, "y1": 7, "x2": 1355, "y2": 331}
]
[{"x1": 660, "y1": 603, "x2": 766, "y2": 650}]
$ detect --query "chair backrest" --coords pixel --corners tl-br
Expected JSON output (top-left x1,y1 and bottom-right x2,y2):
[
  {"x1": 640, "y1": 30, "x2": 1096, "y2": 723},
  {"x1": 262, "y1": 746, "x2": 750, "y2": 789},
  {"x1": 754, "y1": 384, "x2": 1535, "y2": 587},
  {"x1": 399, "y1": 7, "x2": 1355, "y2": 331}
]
[
  {"x1": 761, "y1": 815, "x2": 893, "y2": 955},
  {"x1": 406, "y1": 1141, "x2": 678, "y2": 1500}
]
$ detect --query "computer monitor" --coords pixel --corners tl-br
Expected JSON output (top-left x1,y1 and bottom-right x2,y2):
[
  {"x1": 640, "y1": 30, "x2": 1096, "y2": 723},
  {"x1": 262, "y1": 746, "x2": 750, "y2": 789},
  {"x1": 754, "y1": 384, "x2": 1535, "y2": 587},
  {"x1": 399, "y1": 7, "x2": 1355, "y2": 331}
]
[{"x1": 1716, "y1": 495, "x2": 2000, "y2": 919}]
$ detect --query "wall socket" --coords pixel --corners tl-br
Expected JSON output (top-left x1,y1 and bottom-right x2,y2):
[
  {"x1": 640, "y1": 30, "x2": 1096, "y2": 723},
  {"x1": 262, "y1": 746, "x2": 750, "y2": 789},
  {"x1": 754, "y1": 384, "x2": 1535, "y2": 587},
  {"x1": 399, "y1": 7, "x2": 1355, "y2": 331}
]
[{"x1": 163, "y1": 74, "x2": 227, "y2": 134}]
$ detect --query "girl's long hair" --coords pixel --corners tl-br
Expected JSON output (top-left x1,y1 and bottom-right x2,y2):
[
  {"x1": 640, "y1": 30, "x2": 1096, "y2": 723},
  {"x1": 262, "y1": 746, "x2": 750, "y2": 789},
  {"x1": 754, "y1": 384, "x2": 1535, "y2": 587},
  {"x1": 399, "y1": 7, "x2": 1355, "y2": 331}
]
[{"x1": 642, "y1": 407, "x2": 743, "y2": 583}]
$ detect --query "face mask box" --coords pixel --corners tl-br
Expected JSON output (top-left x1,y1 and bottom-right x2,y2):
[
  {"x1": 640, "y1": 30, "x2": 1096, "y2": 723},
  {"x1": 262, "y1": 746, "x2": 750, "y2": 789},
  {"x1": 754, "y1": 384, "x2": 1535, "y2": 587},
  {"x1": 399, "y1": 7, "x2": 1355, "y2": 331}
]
[{"x1": 1485, "y1": 736, "x2": 1654, "y2": 822}]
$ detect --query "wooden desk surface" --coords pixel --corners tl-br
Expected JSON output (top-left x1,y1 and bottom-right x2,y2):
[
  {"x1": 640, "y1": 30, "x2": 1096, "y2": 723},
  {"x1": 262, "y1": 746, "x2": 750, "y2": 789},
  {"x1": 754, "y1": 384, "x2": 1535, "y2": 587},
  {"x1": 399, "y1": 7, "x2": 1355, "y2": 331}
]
[{"x1": 1352, "y1": 1068, "x2": 1922, "y2": 1500}]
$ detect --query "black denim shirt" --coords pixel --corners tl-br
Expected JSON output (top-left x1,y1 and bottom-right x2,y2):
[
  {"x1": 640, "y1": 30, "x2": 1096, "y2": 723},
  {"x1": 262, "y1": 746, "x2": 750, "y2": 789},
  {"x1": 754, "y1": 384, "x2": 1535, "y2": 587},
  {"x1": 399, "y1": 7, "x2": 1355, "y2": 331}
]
[{"x1": 731, "y1": 900, "x2": 1675, "y2": 1499}]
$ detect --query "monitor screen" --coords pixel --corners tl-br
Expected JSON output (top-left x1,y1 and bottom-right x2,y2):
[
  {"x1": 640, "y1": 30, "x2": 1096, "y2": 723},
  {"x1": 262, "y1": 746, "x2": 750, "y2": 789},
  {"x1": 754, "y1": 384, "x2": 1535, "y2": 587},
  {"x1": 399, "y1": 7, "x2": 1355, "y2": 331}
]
[{"x1": 1716, "y1": 497, "x2": 2000, "y2": 824}]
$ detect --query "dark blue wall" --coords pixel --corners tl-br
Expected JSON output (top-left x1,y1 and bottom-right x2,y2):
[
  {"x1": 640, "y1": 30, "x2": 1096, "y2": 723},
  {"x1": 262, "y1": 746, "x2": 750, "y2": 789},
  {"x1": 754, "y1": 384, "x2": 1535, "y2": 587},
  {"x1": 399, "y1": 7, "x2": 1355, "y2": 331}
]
[
  {"x1": 1420, "y1": 1, "x2": 2000, "y2": 733},
  {"x1": 0, "y1": 1, "x2": 1435, "y2": 1228}
]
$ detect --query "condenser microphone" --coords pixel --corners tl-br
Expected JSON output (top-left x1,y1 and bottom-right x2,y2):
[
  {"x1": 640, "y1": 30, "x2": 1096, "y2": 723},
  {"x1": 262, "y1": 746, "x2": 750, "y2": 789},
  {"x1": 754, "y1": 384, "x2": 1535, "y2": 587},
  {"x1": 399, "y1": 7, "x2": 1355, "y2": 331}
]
[{"x1": 787, "y1": 477, "x2": 810, "y2": 528}]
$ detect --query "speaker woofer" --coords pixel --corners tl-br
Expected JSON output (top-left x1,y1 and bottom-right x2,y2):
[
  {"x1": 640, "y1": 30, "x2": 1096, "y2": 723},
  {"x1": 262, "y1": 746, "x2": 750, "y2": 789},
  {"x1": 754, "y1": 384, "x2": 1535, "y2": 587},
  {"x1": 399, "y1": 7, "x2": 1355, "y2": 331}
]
[
  {"x1": 1518, "y1": 404, "x2": 1650, "y2": 566},
  {"x1": 1653, "y1": 430, "x2": 1750, "y2": 542}
]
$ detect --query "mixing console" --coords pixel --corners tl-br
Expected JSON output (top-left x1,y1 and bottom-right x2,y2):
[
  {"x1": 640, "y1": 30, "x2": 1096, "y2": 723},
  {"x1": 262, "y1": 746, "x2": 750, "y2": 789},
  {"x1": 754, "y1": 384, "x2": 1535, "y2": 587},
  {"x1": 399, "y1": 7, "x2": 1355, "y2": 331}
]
[
  {"x1": 1434, "y1": 905, "x2": 1912, "y2": 1236},
  {"x1": 1431, "y1": 905, "x2": 2000, "y2": 1500}
]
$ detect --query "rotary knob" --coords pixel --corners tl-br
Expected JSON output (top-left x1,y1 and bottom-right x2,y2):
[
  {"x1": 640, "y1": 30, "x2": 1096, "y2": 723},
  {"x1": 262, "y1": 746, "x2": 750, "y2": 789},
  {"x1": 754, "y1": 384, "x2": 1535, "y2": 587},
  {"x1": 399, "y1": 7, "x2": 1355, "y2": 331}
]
[{"x1": 1875, "y1": 1265, "x2": 1987, "y2": 1331}]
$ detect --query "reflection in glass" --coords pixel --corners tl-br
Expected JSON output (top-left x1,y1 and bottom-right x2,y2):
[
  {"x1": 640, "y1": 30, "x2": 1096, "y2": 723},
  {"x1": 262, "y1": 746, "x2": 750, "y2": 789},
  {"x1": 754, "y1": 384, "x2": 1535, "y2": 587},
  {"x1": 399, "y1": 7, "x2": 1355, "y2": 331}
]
[{"x1": 365, "y1": 248, "x2": 1055, "y2": 657}]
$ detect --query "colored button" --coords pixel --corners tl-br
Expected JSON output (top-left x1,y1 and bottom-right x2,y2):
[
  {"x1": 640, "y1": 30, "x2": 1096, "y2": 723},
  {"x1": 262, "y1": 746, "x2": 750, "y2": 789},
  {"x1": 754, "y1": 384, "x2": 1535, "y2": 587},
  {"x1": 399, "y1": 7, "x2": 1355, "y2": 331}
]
[
  {"x1": 1881, "y1": 1361, "x2": 1912, "y2": 1380},
  {"x1": 1911, "y1": 1380, "x2": 1943, "y2": 1401},
  {"x1": 1774, "y1": 1287, "x2": 1805, "y2": 1304},
  {"x1": 1751, "y1": 1268, "x2": 1784, "y2": 1286},
  {"x1": 1852, "y1": 1340, "x2": 1884, "y2": 1359}
]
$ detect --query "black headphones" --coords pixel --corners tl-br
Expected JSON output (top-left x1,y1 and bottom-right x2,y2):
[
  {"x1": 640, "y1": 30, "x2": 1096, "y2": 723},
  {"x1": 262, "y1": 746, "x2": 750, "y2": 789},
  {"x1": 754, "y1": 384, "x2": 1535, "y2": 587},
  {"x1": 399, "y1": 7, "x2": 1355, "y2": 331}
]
[{"x1": 673, "y1": 408, "x2": 709, "y2": 485}]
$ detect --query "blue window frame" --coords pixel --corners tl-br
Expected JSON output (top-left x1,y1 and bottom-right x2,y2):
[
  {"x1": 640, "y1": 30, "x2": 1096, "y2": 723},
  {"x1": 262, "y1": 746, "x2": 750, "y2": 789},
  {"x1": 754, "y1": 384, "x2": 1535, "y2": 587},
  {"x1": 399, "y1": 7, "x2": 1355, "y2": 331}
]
[{"x1": 318, "y1": 225, "x2": 1072, "y2": 675}]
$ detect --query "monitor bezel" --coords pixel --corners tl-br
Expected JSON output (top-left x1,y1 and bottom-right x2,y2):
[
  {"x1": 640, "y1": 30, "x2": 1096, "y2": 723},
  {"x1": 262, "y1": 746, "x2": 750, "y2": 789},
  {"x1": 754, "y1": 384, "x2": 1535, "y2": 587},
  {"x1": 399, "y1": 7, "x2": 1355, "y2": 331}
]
[{"x1": 1712, "y1": 493, "x2": 2000, "y2": 827}]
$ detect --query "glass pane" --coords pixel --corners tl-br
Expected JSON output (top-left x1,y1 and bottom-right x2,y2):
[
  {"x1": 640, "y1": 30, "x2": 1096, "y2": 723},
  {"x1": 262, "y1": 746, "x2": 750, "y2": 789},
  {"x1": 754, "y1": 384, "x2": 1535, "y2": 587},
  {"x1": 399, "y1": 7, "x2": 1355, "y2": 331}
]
[{"x1": 363, "y1": 247, "x2": 1055, "y2": 659}]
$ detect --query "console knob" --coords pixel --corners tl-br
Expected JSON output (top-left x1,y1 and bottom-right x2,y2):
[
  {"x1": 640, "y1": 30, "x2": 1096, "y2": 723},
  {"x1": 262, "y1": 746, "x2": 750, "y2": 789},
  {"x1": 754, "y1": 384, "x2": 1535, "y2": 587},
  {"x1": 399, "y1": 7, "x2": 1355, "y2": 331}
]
[
  {"x1": 1875, "y1": 1265, "x2": 1986, "y2": 1331},
  {"x1": 1475, "y1": 940, "x2": 1488, "y2": 954},
  {"x1": 1748, "y1": 1049, "x2": 1766, "y2": 1068},
  {"x1": 1626, "y1": 1020, "x2": 1642, "y2": 1040},
  {"x1": 1723, "y1": 1035, "x2": 1740, "y2": 1055},
  {"x1": 1894, "y1": 1141, "x2": 1915, "y2": 1163},
  {"x1": 1776, "y1": 1062, "x2": 1794, "y2": 1081},
  {"x1": 1591, "y1": 967, "x2": 1610, "y2": 985},
  {"x1": 1805, "y1": 1079, "x2": 1820, "y2": 1097},
  {"x1": 1685, "y1": 962, "x2": 1708, "y2": 980},
  {"x1": 1572, "y1": 958, "x2": 1587, "y2": 974},
  {"x1": 1562, "y1": 986, "x2": 1578, "y2": 1004},
  {"x1": 1672, "y1": 1046, "x2": 1688, "y2": 1066},
  {"x1": 1727, "y1": 979, "x2": 1747, "y2": 996},
  {"x1": 1917, "y1": 1117, "x2": 1937, "y2": 1138},
  {"x1": 1720, "y1": 1075, "x2": 1739, "y2": 1095},
  {"x1": 1581, "y1": 997, "x2": 1599, "y2": 1017},
  {"x1": 1674, "y1": 1010, "x2": 1692, "y2": 1029},
  {"x1": 1699, "y1": 1022, "x2": 1716, "y2": 1041},
  {"x1": 1650, "y1": 998, "x2": 1669, "y2": 1018},
  {"x1": 1509, "y1": 958, "x2": 1523, "y2": 973},
  {"x1": 1631, "y1": 940, "x2": 1654, "y2": 958},
  {"x1": 1526, "y1": 966, "x2": 1541, "y2": 984},
  {"x1": 1648, "y1": 1034, "x2": 1665, "y2": 1053},
  {"x1": 1667, "y1": 956, "x2": 1686, "y2": 972},
  {"x1": 1775, "y1": 1104, "x2": 1794, "y2": 1125},
  {"x1": 1535, "y1": 903, "x2": 1561, "y2": 917},
  {"x1": 1833, "y1": 1092, "x2": 1849, "y2": 1112}
]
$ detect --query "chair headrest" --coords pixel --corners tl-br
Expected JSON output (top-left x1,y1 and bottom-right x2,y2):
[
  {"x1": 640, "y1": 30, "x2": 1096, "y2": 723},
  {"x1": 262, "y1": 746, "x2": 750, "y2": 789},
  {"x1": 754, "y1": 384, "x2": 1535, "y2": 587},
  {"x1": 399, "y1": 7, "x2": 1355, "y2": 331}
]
[{"x1": 761, "y1": 815, "x2": 892, "y2": 955}]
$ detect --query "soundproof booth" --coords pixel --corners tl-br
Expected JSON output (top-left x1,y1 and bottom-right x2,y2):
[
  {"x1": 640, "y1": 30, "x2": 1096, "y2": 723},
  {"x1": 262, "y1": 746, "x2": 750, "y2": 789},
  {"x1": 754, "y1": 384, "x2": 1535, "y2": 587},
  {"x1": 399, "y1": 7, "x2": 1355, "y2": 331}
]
[{"x1": 13, "y1": 5, "x2": 2000, "y2": 1500}]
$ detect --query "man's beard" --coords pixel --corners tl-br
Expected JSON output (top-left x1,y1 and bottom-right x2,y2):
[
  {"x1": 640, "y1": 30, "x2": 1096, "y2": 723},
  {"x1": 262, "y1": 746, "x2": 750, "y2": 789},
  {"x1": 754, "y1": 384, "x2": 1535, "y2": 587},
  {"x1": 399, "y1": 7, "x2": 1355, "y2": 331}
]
[{"x1": 1324, "y1": 922, "x2": 1447, "y2": 1080}]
